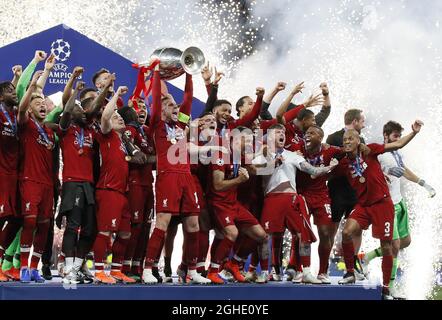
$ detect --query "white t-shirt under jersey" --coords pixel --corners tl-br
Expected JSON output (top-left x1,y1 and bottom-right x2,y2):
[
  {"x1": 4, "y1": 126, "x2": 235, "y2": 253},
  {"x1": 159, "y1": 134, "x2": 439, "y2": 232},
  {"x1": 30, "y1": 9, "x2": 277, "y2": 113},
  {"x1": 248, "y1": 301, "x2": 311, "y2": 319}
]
[
  {"x1": 252, "y1": 149, "x2": 306, "y2": 195},
  {"x1": 378, "y1": 150, "x2": 404, "y2": 204}
]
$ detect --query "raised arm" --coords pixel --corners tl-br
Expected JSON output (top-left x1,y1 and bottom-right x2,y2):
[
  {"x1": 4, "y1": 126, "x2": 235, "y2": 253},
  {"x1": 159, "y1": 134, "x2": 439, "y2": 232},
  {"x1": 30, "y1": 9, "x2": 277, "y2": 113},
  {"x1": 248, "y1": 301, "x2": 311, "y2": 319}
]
[
  {"x1": 384, "y1": 120, "x2": 423, "y2": 152},
  {"x1": 18, "y1": 70, "x2": 43, "y2": 124},
  {"x1": 86, "y1": 73, "x2": 114, "y2": 119},
  {"x1": 234, "y1": 87, "x2": 264, "y2": 127},
  {"x1": 178, "y1": 73, "x2": 193, "y2": 124},
  {"x1": 62, "y1": 66, "x2": 84, "y2": 107},
  {"x1": 200, "y1": 83, "x2": 218, "y2": 116},
  {"x1": 315, "y1": 82, "x2": 331, "y2": 127},
  {"x1": 11, "y1": 65, "x2": 22, "y2": 88},
  {"x1": 16, "y1": 50, "x2": 46, "y2": 102},
  {"x1": 149, "y1": 62, "x2": 162, "y2": 128},
  {"x1": 201, "y1": 61, "x2": 213, "y2": 94},
  {"x1": 101, "y1": 86, "x2": 128, "y2": 134},
  {"x1": 59, "y1": 81, "x2": 85, "y2": 130},
  {"x1": 35, "y1": 54, "x2": 56, "y2": 95},
  {"x1": 261, "y1": 81, "x2": 287, "y2": 120},
  {"x1": 212, "y1": 167, "x2": 249, "y2": 192},
  {"x1": 275, "y1": 82, "x2": 305, "y2": 124}
]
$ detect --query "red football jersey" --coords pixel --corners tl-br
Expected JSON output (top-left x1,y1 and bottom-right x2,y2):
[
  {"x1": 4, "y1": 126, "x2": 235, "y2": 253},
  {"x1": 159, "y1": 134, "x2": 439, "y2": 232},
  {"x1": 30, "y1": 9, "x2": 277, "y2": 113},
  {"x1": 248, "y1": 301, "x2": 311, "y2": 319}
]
[
  {"x1": 95, "y1": 130, "x2": 129, "y2": 194},
  {"x1": 297, "y1": 144, "x2": 341, "y2": 197},
  {"x1": 152, "y1": 120, "x2": 190, "y2": 174},
  {"x1": 284, "y1": 122, "x2": 305, "y2": 151},
  {"x1": 207, "y1": 160, "x2": 241, "y2": 205},
  {"x1": 125, "y1": 124, "x2": 154, "y2": 187},
  {"x1": 57, "y1": 125, "x2": 95, "y2": 183},
  {"x1": 336, "y1": 143, "x2": 390, "y2": 206},
  {"x1": 18, "y1": 118, "x2": 55, "y2": 186},
  {"x1": 0, "y1": 107, "x2": 19, "y2": 175}
]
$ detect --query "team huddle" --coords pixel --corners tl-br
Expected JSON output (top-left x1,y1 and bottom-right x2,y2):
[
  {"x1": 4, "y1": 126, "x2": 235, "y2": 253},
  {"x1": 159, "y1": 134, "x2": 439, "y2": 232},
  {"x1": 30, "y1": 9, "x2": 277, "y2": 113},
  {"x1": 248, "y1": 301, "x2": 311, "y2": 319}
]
[{"x1": 0, "y1": 50, "x2": 436, "y2": 300}]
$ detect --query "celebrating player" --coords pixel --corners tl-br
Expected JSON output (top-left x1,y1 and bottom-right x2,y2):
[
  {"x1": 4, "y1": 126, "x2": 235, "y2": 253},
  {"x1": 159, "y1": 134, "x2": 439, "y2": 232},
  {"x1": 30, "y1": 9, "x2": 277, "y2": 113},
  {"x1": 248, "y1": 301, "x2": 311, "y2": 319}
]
[{"x1": 335, "y1": 120, "x2": 423, "y2": 300}]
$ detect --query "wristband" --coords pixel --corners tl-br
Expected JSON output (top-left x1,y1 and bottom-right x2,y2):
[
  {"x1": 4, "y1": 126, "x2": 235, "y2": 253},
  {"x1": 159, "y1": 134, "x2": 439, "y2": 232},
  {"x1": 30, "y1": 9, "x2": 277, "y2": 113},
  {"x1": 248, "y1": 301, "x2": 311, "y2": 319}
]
[{"x1": 178, "y1": 112, "x2": 190, "y2": 124}]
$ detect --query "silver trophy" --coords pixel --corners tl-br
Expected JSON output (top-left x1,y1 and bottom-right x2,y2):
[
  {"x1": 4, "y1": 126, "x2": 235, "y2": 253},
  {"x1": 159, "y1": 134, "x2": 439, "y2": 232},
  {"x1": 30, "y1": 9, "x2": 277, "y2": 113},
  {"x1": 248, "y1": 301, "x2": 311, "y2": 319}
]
[{"x1": 149, "y1": 47, "x2": 206, "y2": 80}]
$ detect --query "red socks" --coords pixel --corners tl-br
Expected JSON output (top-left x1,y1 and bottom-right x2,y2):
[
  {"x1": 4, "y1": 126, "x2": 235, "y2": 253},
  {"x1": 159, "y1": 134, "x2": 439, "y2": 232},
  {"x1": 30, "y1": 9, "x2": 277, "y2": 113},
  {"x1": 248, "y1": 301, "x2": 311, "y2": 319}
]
[
  {"x1": 185, "y1": 231, "x2": 199, "y2": 270},
  {"x1": 213, "y1": 238, "x2": 234, "y2": 266},
  {"x1": 20, "y1": 216, "x2": 37, "y2": 268},
  {"x1": 342, "y1": 241, "x2": 356, "y2": 273},
  {"x1": 197, "y1": 230, "x2": 209, "y2": 269},
  {"x1": 318, "y1": 244, "x2": 332, "y2": 274},
  {"x1": 29, "y1": 221, "x2": 50, "y2": 269},
  {"x1": 123, "y1": 224, "x2": 142, "y2": 272},
  {"x1": 0, "y1": 217, "x2": 22, "y2": 261},
  {"x1": 111, "y1": 236, "x2": 130, "y2": 271},
  {"x1": 144, "y1": 228, "x2": 165, "y2": 269},
  {"x1": 382, "y1": 255, "x2": 393, "y2": 288},
  {"x1": 235, "y1": 236, "x2": 257, "y2": 260},
  {"x1": 210, "y1": 237, "x2": 222, "y2": 262},
  {"x1": 93, "y1": 233, "x2": 110, "y2": 271},
  {"x1": 289, "y1": 236, "x2": 302, "y2": 271}
]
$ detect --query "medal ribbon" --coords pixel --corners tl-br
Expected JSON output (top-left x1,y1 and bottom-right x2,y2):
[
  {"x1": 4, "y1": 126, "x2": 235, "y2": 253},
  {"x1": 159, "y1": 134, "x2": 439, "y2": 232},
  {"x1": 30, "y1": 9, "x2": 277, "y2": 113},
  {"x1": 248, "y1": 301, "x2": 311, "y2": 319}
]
[
  {"x1": 137, "y1": 124, "x2": 147, "y2": 141},
  {"x1": 75, "y1": 127, "x2": 85, "y2": 150},
  {"x1": 165, "y1": 123, "x2": 176, "y2": 142},
  {"x1": 120, "y1": 138, "x2": 129, "y2": 156},
  {"x1": 31, "y1": 118, "x2": 51, "y2": 147},
  {"x1": 0, "y1": 103, "x2": 17, "y2": 136},
  {"x1": 233, "y1": 163, "x2": 240, "y2": 178},
  {"x1": 352, "y1": 155, "x2": 363, "y2": 177},
  {"x1": 306, "y1": 146, "x2": 322, "y2": 166}
]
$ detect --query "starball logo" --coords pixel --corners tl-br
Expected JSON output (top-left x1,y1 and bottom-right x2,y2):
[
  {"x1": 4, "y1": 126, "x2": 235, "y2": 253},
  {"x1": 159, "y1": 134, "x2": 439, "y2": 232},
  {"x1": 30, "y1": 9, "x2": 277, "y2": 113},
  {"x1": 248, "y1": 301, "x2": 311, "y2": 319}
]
[{"x1": 48, "y1": 39, "x2": 82, "y2": 85}]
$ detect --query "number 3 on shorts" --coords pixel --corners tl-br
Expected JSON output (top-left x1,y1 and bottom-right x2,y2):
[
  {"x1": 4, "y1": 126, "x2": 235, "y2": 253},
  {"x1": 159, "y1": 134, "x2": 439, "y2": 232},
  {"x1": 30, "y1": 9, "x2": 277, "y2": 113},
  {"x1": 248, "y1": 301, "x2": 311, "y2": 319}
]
[{"x1": 384, "y1": 222, "x2": 391, "y2": 236}]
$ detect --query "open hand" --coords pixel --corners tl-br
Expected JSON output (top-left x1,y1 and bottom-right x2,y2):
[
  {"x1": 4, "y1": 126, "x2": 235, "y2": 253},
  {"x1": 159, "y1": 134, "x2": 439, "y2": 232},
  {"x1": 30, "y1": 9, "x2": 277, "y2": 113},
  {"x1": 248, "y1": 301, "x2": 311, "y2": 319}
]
[{"x1": 304, "y1": 93, "x2": 324, "y2": 108}]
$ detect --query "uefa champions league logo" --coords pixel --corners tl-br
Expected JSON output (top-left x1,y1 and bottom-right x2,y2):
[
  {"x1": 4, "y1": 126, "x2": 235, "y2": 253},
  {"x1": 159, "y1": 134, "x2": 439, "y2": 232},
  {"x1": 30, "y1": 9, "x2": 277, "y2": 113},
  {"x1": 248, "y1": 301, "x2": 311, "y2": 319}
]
[
  {"x1": 48, "y1": 38, "x2": 80, "y2": 84},
  {"x1": 50, "y1": 39, "x2": 71, "y2": 62}
]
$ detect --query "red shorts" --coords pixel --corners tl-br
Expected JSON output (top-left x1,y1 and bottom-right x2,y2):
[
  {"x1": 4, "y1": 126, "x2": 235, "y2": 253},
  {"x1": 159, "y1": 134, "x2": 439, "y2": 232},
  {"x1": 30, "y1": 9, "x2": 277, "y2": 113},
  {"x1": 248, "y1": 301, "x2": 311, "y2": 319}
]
[
  {"x1": 19, "y1": 180, "x2": 54, "y2": 219},
  {"x1": 155, "y1": 172, "x2": 200, "y2": 215},
  {"x1": 0, "y1": 174, "x2": 18, "y2": 218},
  {"x1": 261, "y1": 193, "x2": 317, "y2": 243},
  {"x1": 96, "y1": 189, "x2": 131, "y2": 232},
  {"x1": 192, "y1": 174, "x2": 207, "y2": 211},
  {"x1": 128, "y1": 184, "x2": 154, "y2": 224},
  {"x1": 303, "y1": 193, "x2": 333, "y2": 226},
  {"x1": 210, "y1": 201, "x2": 259, "y2": 230},
  {"x1": 349, "y1": 197, "x2": 395, "y2": 241}
]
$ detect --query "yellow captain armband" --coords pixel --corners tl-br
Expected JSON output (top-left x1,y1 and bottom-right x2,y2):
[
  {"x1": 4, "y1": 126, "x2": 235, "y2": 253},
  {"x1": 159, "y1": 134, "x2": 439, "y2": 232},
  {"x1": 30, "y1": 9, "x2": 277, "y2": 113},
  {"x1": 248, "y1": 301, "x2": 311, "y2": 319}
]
[{"x1": 178, "y1": 112, "x2": 190, "y2": 124}]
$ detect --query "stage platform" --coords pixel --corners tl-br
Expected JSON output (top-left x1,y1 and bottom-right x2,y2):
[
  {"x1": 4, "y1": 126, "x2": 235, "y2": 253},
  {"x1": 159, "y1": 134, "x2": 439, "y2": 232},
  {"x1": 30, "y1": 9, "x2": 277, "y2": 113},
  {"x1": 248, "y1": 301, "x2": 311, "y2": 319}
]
[{"x1": 0, "y1": 276, "x2": 381, "y2": 300}]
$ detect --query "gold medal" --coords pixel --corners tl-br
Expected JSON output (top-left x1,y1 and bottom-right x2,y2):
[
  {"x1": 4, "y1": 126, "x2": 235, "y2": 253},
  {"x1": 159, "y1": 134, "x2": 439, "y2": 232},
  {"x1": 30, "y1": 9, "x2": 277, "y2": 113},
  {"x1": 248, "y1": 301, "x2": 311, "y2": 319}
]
[
  {"x1": 359, "y1": 176, "x2": 366, "y2": 183},
  {"x1": 78, "y1": 148, "x2": 84, "y2": 155},
  {"x1": 46, "y1": 142, "x2": 53, "y2": 150},
  {"x1": 125, "y1": 155, "x2": 132, "y2": 161},
  {"x1": 170, "y1": 138, "x2": 177, "y2": 145}
]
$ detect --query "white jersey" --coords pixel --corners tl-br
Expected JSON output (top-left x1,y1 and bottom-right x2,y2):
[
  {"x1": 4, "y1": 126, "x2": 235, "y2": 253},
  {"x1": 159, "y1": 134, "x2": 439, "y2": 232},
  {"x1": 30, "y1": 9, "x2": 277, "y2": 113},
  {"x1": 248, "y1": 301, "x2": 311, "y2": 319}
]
[
  {"x1": 252, "y1": 149, "x2": 306, "y2": 195},
  {"x1": 378, "y1": 150, "x2": 404, "y2": 204}
]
